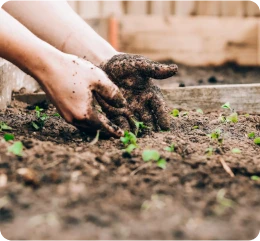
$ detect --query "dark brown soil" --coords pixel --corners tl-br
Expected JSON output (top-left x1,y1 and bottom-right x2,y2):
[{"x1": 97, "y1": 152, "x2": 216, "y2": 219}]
[{"x1": 0, "y1": 102, "x2": 260, "y2": 240}]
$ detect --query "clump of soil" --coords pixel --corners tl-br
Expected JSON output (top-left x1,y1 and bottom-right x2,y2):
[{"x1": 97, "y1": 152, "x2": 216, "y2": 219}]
[{"x1": 0, "y1": 103, "x2": 260, "y2": 240}]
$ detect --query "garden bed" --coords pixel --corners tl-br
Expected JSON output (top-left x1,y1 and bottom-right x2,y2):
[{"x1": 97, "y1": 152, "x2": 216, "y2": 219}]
[{"x1": 0, "y1": 101, "x2": 259, "y2": 240}]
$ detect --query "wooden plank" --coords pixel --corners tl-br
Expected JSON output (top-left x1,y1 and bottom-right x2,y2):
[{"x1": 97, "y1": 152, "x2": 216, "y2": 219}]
[
  {"x1": 119, "y1": 16, "x2": 259, "y2": 66},
  {"x1": 10, "y1": 84, "x2": 260, "y2": 114},
  {"x1": 175, "y1": 1, "x2": 196, "y2": 16},
  {"x1": 162, "y1": 84, "x2": 260, "y2": 114},
  {"x1": 220, "y1": 1, "x2": 245, "y2": 16},
  {"x1": 126, "y1": 1, "x2": 148, "y2": 15},
  {"x1": 196, "y1": 1, "x2": 221, "y2": 16},
  {"x1": 246, "y1": 0, "x2": 260, "y2": 16},
  {"x1": 78, "y1": 1, "x2": 101, "y2": 18},
  {"x1": 100, "y1": 1, "x2": 123, "y2": 17}
]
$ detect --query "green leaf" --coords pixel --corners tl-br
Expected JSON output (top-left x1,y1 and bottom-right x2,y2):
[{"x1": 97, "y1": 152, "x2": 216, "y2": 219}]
[
  {"x1": 221, "y1": 102, "x2": 231, "y2": 110},
  {"x1": 4, "y1": 133, "x2": 14, "y2": 141},
  {"x1": 254, "y1": 137, "x2": 260, "y2": 145},
  {"x1": 32, "y1": 122, "x2": 40, "y2": 130},
  {"x1": 142, "y1": 150, "x2": 160, "y2": 162},
  {"x1": 205, "y1": 146, "x2": 214, "y2": 156},
  {"x1": 164, "y1": 144, "x2": 175, "y2": 152},
  {"x1": 251, "y1": 175, "x2": 260, "y2": 181},
  {"x1": 182, "y1": 112, "x2": 189, "y2": 117},
  {"x1": 124, "y1": 144, "x2": 137, "y2": 154},
  {"x1": 193, "y1": 126, "x2": 199, "y2": 129},
  {"x1": 134, "y1": 120, "x2": 149, "y2": 135},
  {"x1": 244, "y1": 113, "x2": 250, "y2": 117},
  {"x1": 170, "y1": 109, "x2": 179, "y2": 117},
  {"x1": 0, "y1": 122, "x2": 12, "y2": 131},
  {"x1": 227, "y1": 112, "x2": 238, "y2": 123},
  {"x1": 248, "y1": 132, "x2": 255, "y2": 139},
  {"x1": 120, "y1": 131, "x2": 137, "y2": 146},
  {"x1": 8, "y1": 141, "x2": 23, "y2": 156},
  {"x1": 231, "y1": 148, "x2": 241, "y2": 154},
  {"x1": 208, "y1": 129, "x2": 221, "y2": 139},
  {"x1": 157, "y1": 159, "x2": 166, "y2": 169},
  {"x1": 196, "y1": 108, "x2": 203, "y2": 114},
  {"x1": 53, "y1": 113, "x2": 61, "y2": 117}
]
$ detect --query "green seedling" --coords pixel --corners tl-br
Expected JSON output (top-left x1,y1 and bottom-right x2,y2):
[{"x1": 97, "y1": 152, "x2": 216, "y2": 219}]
[
  {"x1": 4, "y1": 133, "x2": 14, "y2": 141},
  {"x1": 182, "y1": 112, "x2": 189, "y2": 117},
  {"x1": 170, "y1": 109, "x2": 179, "y2": 117},
  {"x1": 254, "y1": 137, "x2": 260, "y2": 145},
  {"x1": 193, "y1": 126, "x2": 199, "y2": 129},
  {"x1": 0, "y1": 122, "x2": 12, "y2": 131},
  {"x1": 231, "y1": 148, "x2": 241, "y2": 154},
  {"x1": 134, "y1": 120, "x2": 149, "y2": 135},
  {"x1": 196, "y1": 108, "x2": 203, "y2": 114},
  {"x1": 164, "y1": 143, "x2": 175, "y2": 152},
  {"x1": 120, "y1": 131, "x2": 137, "y2": 146},
  {"x1": 53, "y1": 113, "x2": 61, "y2": 117},
  {"x1": 124, "y1": 144, "x2": 137, "y2": 154},
  {"x1": 248, "y1": 132, "x2": 255, "y2": 139},
  {"x1": 244, "y1": 113, "x2": 250, "y2": 117},
  {"x1": 32, "y1": 106, "x2": 49, "y2": 130},
  {"x1": 142, "y1": 150, "x2": 166, "y2": 169},
  {"x1": 251, "y1": 175, "x2": 260, "y2": 181},
  {"x1": 221, "y1": 102, "x2": 231, "y2": 111},
  {"x1": 208, "y1": 129, "x2": 223, "y2": 144},
  {"x1": 8, "y1": 141, "x2": 23, "y2": 156},
  {"x1": 205, "y1": 146, "x2": 214, "y2": 156},
  {"x1": 226, "y1": 112, "x2": 238, "y2": 123}
]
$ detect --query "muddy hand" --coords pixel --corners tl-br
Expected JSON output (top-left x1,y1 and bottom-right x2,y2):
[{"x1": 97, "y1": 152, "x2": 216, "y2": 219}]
[{"x1": 98, "y1": 54, "x2": 178, "y2": 131}]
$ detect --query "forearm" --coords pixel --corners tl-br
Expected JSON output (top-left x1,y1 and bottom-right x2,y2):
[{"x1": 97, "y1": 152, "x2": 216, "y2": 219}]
[
  {"x1": 3, "y1": 1, "x2": 117, "y2": 65},
  {"x1": 0, "y1": 8, "x2": 62, "y2": 83}
]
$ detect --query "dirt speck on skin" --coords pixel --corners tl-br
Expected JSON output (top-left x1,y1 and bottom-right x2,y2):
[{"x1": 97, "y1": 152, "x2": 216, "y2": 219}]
[{"x1": 0, "y1": 102, "x2": 259, "y2": 240}]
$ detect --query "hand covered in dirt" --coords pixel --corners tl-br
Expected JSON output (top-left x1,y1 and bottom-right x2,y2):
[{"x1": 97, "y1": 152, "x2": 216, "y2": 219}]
[
  {"x1": 37, "y1": 53, "x2": 126, "y2": 137},
  {"x1": 98, "y1": 54, "x2": 178, "y2": 132}
]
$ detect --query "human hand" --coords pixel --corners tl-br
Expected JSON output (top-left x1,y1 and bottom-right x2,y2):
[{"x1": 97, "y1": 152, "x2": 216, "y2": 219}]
[
  {"x1": 36, "y1": 53, "x2": 126, "y2": 137},
  {"x1": 97, "y1": 54, "x2": 178, "y2": 132}
]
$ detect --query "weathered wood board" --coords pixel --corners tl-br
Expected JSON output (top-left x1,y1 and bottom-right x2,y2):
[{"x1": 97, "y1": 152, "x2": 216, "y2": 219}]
[
  {"x1": 162, "y1": 84, "x2": 260, "y2": 113},
  {"x1": 119, "y1": 16, "x2": 259, "y2": 66}
]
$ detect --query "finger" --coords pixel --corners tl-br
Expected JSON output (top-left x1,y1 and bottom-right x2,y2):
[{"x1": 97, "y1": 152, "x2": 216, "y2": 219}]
[
  {"x1": 93, "y1": 71, "x2": 127, "y2": 108},
  {"x1": 134, "y1": 57, "x2": 178, "y2": 79},
  {"x1": 149, "y1": 86, "x2": 171, "y2": 130}
]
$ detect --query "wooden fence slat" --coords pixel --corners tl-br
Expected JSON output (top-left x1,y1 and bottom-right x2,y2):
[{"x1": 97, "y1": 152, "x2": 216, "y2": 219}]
[
  {"x1": 78, "y1": 1, "x2": 101, "y2": 18},
  {"x1": 196, "y1": 1, "x2": 221, "y2": 16},
  {"x1": 220, "y1": 1, "x2": 245, "y2": 16},
  {"x1": 175, "y1": 1, "x2": 196, "y2": 16},
  {"x1": 120, "y1": 16, "x2": 259, "y2": 66},
  {"x1": 246, "y1": 0, "x2": 260, "y2": 16},
  {"x1": 150, "y1": 1, "x2": 171, "y2": 15},
  {"x1": 126, "y1": 1, "x2": 148, "y2": 15}
]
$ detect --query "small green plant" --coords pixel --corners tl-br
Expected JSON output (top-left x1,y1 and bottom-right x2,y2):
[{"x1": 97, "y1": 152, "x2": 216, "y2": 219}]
[
  {"x1": 182, "y1": 112, "x2": 189, "y2": 117},
  {"x1": 164, "y1": 143, "x2": 175, "y2": 152},
  {"x1": 205, "y1": 146, "x2": 214, "y2": 156},
  {"x1": 134, "y1": 120, "x2": 149, "y2": 135},
  {"x1": 248, "y1": 132, "x2": 255, "y2": 139},
  {"x1": 221, "y1": 102, "x2": 231, "y2": 111},
  {"x1": 208, "y1": 129, "x2": 223, "y2": 144},
  {"x1": 4, "y1": 133, "x2": 14, "y2": 141},
  {"x1": 226, "y1": 112, "x2": 238, "y2": 123},
  {"x1": 0, "y1": 122, "x2": 12, "y2": 131},
  {"x1": 170, "y1": 109, "x2": 179, "y2": 117},
  {"x1": 8, "y1": 141, "x2": 23, "y2": 156},
  {"x1": 193, "y1": 126, "x2": 199, "y2": 129},
  {"x1": 32, "y1": 106, "x2": 49, "y2": 130},
  {"x1": 142, "y1": 150, "x2": 166, "y2": 169},
  {"x1": 52, "y1": 113, "x2": 61, "y2": 117},
  {"x1": 196, "y1": 108, "x2": 203, "y2": 114},
  {"x1": 121, "y1": 131, "x2": 137, "y2": 146},
  {"x1": 251, "y1": 175, "x2": 260, "y2": 181},
  {"x1": 124, "y1": 144, "x2": 137, "y2": 154},
  {"x1": 231, "y1": 148, "x2": 241, "y2": 154},
  {"x1": 244, "y1": 113, "x2": 250, "y2": 117},
  {"x1": 254, "y1": 137, "x2": 260, "y2": 145}
]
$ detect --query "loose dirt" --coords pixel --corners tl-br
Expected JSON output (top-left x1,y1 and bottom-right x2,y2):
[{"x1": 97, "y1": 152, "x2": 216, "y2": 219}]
[{"x1": 0, "y1": 102, "x2": 259, "y2": 240}]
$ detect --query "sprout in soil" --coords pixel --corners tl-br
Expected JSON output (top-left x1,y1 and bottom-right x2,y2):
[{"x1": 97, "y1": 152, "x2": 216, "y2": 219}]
[
  {"x1": 4, "y1": 133, "x2": 14, "y2": 141},
  {"x1": 142, "y1": 150, "x2": 166, "y2": 169},
  {"x1": 226, "y1": 112, "x2": 238, "y2": 123},
  {"x1": 205, "y1": 146, "x2": 214, "y2": 156},
  {"x1": 254, "y1": 137, "x2": 260, "y2": 145},
  {"x1": 121, "y1": 131, "x2": 138, "y2": 154},
  {"x1": 0, "y1": 122, "x2": 12, "y2": 131},
  {"x1": 52, "y1": 113, "x2": 61, "y2": 117},
  {"x1": 208, "y1": 129, "x2": 223, "y2": 144},
  {"x1": 251, "y1": 175, "x2": 260, "y2": 181},
  {"x1": 124, "y1": 144, "x2": 137, "y2": 154},
  {"x1": 182, "y1": 112, "x2": 189, "y2": 117},
  {"x1": 193, "y1": 126, "x2": 199, "y2": 129},
  {"x1": 231, "y1": 148, "x2": 241, "y2": 154},
  {"x1": 164, "y1": 144, "x2": 175, "y2": 152},
  {"x1": 134, "y1": 120, "x2": 149, "y2": 135},
  {"x1": 221, "y1": 102, "x2": 232, "y2": 111},
  {"x1": 248, "y1": 132, "x2": 255, "y2": 139},
  {"x1": 32, "y1": 106, "x2": 49, "y2": 130},
  {"x1": 8, "y1": 141, "x2": 23, "y2": 156},
  {"x1": 170, "y1": 109, "x2": 179, "y2": 117},
  {"x1": 196, "y1": 108, "x2": 203, "y2": 114}
]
